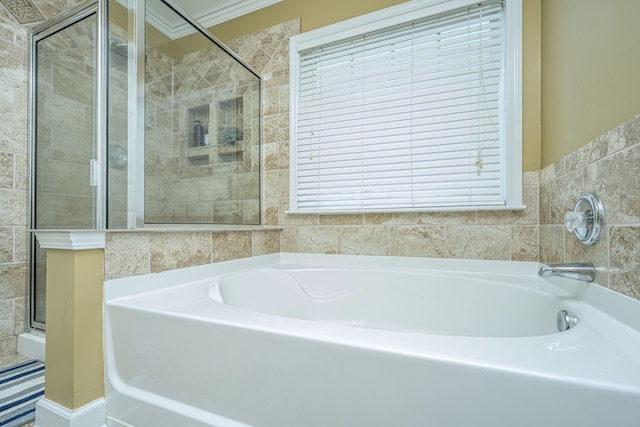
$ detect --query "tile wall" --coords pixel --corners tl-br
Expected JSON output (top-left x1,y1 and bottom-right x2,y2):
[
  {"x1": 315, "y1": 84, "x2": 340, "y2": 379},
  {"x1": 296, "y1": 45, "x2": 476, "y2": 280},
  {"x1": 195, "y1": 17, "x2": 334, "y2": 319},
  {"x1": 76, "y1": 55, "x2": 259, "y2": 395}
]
[
  {"x1": 540, "y1": 113, "x2": 640, "y2": 299},
  {"x1": 103, "y1": 230, "x2": 281, "y2": 280},
  {"x1": 0, "y1": 0, "x2": 30, "y2": 358}
]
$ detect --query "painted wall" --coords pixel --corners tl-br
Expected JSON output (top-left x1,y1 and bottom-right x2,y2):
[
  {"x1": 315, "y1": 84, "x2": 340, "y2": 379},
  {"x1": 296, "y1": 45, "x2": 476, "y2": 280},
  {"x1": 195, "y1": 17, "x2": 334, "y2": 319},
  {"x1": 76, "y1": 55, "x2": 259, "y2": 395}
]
[{"x1": 540, "y1": 0, "x2": 640, "y2": 168}]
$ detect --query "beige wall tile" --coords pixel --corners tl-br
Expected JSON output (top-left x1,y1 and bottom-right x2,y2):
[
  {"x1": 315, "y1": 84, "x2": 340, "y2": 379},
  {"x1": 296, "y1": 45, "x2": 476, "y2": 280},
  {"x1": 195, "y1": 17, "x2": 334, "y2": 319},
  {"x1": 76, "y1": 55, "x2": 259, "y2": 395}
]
[
  {"x1": 364, "y1": 212, "x2": 417, "y2": 226},
  {"x1": 251, "y1": 230, "x2": 280, "y2": 256},
  {"x1": 0, "y1": 189, "x2": 25, "y2": 226},
  {"x1": 0, "y1": 152, "x2": 12, "y2": 188},
  {"x1": 592, "y1": 147, "x2": 640, "y2": 224},
  {"x1": 564, "y1": 226, "x2": 608, "y2": 268},
  {"x1": 263, "y1": 113, "x2": 288, "y2": 144},
  {"x1": 610, "y1": 226, "x2": 640, "y2": 299},
  {"x1": 539, "y1": 225, "x2": 564, "y2": 264},
  {"x1": 416, "y1": 211, "x2": 476, "y2": 225},
  {"x1": 446, "y1": 225, "x2": 510, "y2": 260},
  {"x1": 0, "y1": 227, "x2": 12, "y2": 263},
  {"x1": 296, "y1": 226, "x2": 342, "y2": 254},
  {"x1": 389, "y1": 226, "x2": 446, "y2": 258},
  {"x1": 280, "y1": 227, "x2": 300, "y2": 253},
  {"x1": 319, "y1": 214, "x2": 364, "y2": 226},
  {"x1": 0, "y1": 263, "x2": 25, "y2": 300},
  {"x1": 340, "y1": 226, "x2": 388, "y2": 256},
  {"x1": 104, "y1": 233, "x2": 151, "y2": 280},
  {"x1": 0, "y1": 113, "x2": 27, "y2": 154},
  {"x1": 0, "y1": 299, "x2": 14, "y2": 337},
  {"x1": 263, "y1": 169, "x2": 288, "y2": 199},
  {"x1": 0, "y1": 336, "x2": 18, "y2": 358},
  {"x1": 263, "y1": 141, "x2": 279, "y2": 171},
  {"x1": 0, "y1": 37, "x2": 27, "y2": 83},
  {"x1": 13, "y1": 296, "x2": 25, "y2": 336},
  {"x1": 212, "y1": 231, "x2": 251, "y2": 262},
  {"x1": 262, "y1": 197, "x2": 279, "y2": 226},
  {"x1": 510, "y1": 225, "x2": 539, "y2": 262},
  {"x1": 13, "y1": 227, "x2": 26, "y2": 262},
  {"x1": 150, "y1": 232, "x2": 211, "y2": 273},
  {"x1": 522, "y1": 171, "x2": 539, "y2": 186}
]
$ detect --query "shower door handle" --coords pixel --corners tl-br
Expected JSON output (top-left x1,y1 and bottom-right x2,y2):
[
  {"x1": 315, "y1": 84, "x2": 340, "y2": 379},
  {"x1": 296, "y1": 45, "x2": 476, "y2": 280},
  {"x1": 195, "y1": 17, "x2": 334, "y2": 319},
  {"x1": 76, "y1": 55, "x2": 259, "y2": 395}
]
[{"x1": 90, "y1": 159, "x2": 98, "y2": 187}]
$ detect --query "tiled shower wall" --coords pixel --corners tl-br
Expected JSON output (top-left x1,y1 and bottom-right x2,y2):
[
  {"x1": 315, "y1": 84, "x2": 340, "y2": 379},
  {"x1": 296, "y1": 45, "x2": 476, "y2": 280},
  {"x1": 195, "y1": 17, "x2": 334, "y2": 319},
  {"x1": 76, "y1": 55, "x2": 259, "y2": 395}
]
[
  {"x1": 0, "y1": 3, "x2": 30, "y2": 357},
  {"x1": 144, "y1": 37, "x2": 261, "y2": 225}
]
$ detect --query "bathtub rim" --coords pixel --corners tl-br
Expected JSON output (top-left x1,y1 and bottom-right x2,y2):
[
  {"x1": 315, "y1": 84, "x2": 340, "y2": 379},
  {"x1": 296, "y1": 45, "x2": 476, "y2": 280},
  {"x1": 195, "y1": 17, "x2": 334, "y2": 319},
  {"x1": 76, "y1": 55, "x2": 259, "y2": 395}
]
[
  {"x1": 105, "y1": 253, "x2": 544, "y2": 302},
  {"x1": 105, "y1": 252, "x2": 640, "y2": 335}
]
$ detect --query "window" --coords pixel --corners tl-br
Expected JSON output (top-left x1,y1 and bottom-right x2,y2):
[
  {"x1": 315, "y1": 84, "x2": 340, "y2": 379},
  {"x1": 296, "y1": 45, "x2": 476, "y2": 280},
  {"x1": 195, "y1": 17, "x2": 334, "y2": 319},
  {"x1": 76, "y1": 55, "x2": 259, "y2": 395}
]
[{"x1": 289, "y1": 0, "x2": 522, "y2": 213}]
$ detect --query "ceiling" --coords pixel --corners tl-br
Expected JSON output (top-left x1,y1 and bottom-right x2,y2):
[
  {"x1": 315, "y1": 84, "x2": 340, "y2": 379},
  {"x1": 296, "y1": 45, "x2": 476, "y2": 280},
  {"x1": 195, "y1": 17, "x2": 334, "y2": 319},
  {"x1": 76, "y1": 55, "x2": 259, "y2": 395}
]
[{"x1": 147, "y1": 0, "x2": 281, "y2": 39}]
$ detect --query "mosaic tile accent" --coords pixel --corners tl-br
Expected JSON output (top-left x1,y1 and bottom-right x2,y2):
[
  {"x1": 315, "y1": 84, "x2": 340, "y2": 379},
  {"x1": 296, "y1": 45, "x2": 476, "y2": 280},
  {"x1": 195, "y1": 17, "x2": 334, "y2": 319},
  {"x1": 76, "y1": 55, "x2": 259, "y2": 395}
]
[{"x1": 0, "y1": 0, "x2": 43, "y2": 24}]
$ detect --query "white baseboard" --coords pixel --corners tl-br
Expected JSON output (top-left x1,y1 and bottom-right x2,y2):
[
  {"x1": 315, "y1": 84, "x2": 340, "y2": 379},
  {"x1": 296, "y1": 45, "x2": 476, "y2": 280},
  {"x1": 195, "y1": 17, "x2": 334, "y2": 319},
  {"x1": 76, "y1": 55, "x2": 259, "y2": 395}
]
[
  {"x1": 17, "y1": 331, "x2": 46, "y2": 362},
  {"x1": 35, "y1": 397, "x2": 107, "y2": 427}
]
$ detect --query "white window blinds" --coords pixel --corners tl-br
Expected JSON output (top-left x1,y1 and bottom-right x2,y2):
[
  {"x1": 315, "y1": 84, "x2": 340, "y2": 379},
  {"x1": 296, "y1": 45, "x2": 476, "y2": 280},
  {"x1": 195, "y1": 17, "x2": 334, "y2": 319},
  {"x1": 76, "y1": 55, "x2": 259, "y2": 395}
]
[{"x1": 290, "y1": 0, "x2": 522, "y2": 214}]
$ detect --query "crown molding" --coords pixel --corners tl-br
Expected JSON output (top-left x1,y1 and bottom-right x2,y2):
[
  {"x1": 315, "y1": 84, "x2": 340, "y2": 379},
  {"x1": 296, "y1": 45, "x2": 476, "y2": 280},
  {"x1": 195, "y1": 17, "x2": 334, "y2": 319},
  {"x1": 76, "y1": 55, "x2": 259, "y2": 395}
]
[{"x1": 119, "y1": 0, "x2": 281, "y2": 40}]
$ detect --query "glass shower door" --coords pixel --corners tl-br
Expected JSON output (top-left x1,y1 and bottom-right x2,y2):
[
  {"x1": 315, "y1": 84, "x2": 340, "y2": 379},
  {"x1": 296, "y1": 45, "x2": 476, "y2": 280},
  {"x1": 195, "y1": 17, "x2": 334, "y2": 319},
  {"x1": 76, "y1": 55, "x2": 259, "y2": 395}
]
[{"x1": 31, "y1": 9, "x2": 99, "y2": 327}]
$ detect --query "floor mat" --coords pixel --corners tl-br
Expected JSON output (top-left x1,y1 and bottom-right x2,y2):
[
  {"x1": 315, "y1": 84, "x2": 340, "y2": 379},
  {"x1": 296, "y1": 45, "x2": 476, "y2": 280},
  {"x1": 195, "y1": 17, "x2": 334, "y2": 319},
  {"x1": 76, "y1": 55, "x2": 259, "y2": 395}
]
[{"x1": 0, "y1": 360, "x2": 44, "y2": 427}]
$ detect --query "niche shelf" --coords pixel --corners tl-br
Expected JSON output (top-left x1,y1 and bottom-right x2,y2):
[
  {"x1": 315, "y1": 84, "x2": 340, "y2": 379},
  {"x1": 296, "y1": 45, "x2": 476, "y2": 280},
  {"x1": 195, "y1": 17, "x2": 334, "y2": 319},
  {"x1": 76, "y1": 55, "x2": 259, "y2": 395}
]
[
  {"x1": 183, "y1": 98, "x2": 246, "y2": 168},
  {"x1": 215, "y1": 97, "x2": 244, "y2": 164},
  {"x1": 187, "y1": 104, "x2": 209, "y2": 148}
]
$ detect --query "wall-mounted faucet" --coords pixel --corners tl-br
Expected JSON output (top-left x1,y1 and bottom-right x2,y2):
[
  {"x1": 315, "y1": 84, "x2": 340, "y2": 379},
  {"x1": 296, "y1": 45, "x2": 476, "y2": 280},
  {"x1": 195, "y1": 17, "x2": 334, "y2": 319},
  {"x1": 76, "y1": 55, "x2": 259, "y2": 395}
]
[{"x1": 538, "y1": 262, "x2": 596, "y2": 282}]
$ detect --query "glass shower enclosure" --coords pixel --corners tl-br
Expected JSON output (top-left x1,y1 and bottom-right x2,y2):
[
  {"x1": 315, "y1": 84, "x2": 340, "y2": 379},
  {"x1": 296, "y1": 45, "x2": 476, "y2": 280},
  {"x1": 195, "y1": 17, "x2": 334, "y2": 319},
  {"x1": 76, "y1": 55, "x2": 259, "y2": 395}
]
[{"x1": 29, "y1": 0, "x2": 262, "y2": 329}]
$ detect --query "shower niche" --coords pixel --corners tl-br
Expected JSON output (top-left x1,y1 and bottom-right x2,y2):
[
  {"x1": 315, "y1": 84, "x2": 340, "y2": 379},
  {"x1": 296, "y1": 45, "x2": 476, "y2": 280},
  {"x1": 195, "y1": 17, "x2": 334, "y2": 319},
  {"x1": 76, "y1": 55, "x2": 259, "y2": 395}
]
[
  {"x1": 187, "y1": 104, "x2": 209, "y2": 148},
  {"x1": 185, "y1": 96, "x2": 245, "y2": 167}
]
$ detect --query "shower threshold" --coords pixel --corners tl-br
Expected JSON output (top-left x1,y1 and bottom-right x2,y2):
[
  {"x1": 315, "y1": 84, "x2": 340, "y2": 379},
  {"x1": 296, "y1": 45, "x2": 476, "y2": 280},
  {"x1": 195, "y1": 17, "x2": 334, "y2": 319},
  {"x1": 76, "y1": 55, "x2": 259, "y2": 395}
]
[{"x1": 17, "y1": 330, "x2": 45, "y2": 362}]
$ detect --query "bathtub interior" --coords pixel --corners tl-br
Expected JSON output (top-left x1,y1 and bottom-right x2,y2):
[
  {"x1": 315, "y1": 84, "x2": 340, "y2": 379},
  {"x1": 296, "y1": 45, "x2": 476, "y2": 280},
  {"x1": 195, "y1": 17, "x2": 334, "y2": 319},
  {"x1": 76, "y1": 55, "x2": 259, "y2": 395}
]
[
  {"x1": 210, "y1": 267, "x2": 567, "y2": 337},
  {"x1": 103, "y1": 253, "x2": 640, "y2": 427}
]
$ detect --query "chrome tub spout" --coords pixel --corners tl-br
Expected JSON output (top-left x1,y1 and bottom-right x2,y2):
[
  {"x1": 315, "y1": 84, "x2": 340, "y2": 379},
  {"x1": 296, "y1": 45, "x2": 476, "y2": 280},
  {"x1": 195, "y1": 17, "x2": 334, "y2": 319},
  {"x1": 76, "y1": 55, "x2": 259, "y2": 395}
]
[{"x1": 538, "y1": 262, "x2": 596, "y2": 282}]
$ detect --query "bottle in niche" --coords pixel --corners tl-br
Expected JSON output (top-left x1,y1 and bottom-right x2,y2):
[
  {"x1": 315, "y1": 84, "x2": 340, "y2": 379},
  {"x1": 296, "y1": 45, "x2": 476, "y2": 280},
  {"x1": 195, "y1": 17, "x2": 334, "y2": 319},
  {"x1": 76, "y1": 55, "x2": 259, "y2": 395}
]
[
  {"x1": 192, "y1": 120, "x2": 205, "y2": 147},
  {"x1": 203, "y1": 128, "x2": 210, "y2": 146}
]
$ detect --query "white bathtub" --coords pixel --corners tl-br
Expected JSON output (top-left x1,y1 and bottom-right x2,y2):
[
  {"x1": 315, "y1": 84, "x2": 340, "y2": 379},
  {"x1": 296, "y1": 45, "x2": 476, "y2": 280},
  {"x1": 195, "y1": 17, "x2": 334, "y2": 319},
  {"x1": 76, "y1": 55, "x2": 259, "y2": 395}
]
[{"x1": 104, "y1": 253, "x2": 640, "y2": 427}]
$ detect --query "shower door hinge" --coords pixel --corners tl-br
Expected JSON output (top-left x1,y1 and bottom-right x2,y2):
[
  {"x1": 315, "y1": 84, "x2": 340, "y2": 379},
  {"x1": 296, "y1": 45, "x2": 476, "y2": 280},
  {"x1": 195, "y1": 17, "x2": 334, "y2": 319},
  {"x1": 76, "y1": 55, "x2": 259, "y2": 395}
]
[{"x1": 90, "y1": 159, "x2": 98, "y2": 186}]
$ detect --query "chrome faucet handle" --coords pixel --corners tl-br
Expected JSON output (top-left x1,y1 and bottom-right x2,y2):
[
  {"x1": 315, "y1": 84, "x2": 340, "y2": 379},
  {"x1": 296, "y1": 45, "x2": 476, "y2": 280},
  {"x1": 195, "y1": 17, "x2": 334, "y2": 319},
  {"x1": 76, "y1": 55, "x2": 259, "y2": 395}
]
[{"x1": 564, "y1": 193, "x2": 604, "y2": 246}]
